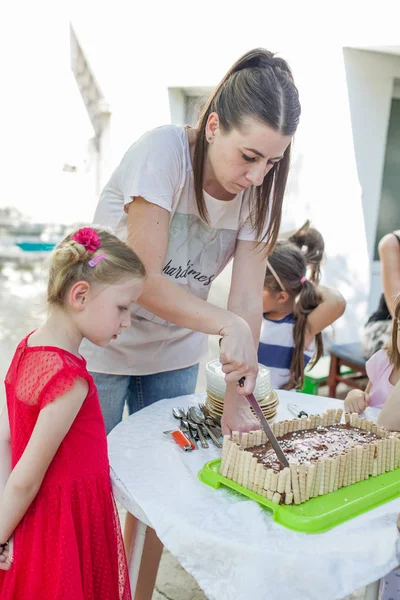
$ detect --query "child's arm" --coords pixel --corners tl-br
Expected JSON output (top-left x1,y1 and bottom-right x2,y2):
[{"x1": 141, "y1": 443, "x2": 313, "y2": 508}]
[
  {"x1": 0, "y1": 377, "x2": 88, "y2": 546},
  {"x1": 377, "y1": 378, "x2": 400, "y2": 431},
  {"x1": 304, "y1": 285, "x2": 346, "y2": 348},
  {"x1": 344, "y1": 382, "x2": 372, "y2": 414},
  {"x1": 378, "y1": 231, "x2": 400, "y2": 316}
]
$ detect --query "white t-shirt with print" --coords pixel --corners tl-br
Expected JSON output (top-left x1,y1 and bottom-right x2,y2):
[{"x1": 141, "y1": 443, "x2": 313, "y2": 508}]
[{"x1": 81, "y1": 125, "x2": 269, "y2": 375}]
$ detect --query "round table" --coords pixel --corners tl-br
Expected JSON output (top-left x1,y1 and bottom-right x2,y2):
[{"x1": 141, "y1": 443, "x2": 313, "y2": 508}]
[{"x1": 108, "y1": 391, "x2": 399, "y2": 600}]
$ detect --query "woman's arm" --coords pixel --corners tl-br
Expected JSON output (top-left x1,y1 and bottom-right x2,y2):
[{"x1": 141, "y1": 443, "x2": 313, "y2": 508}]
[
  {"x1": 378, "y1": 378, "x2": 400, "y2": 431},
  {"x1": 0, "y1": 378, "x2": 88, "y2": 544},
  {"x1": 221, "y1": 239, "x2": 268, "y2": 434},
  {"x1": 127, "y1": 198, "x2": 258, "y2": 393},
  {"x1": 378, "y1": 231, "x2": 400, "y2": 316},
  {"x1": 304, "y1": 286, "x2": 346, "y2": 348}
]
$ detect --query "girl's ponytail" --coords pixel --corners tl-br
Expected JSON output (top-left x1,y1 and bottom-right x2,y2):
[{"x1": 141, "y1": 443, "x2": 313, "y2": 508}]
[
  {"x1": 289, "y1": 221, "x2": 325, "y2": 284},
  {"x1": 290, "y1": 280, "x2": 324, "y2": 389}
]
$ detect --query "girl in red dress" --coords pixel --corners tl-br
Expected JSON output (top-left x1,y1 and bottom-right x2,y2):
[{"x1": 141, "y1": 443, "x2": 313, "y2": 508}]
[{"x1": 0, "y1": 227, "x2": 146, "y2": 599}]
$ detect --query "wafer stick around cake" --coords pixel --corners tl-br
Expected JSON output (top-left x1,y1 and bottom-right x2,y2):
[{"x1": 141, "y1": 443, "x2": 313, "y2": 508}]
[
  {"x1": 253, "y1": 462, "x2": 262, "y2": 491},
  {"x1": 248, "y1": 457, "x2": 258, "y2": 491},
  {"x1": 240, "y1": 432, "x2": 249, "y2": 450},
  {"x1": 236, "y1": 449, "x2": 246, "y2": 485},
  {"x1": 328, "y1": 458, "x2": 337, "y2": 493},
  {"x1": 335, "y1": 408, "x2": 343, "y2": 423},
  {"x1": 337, "y1": 454, "x2": 345, "y2": 489},
  {"x1": 376, "y1": 439, "x2": 384, "y2": 475},
  {"x1": 383, "y1": 438, "x2": 390, "y2": 472},
  {"x1": 257, "y1": 467, "x2": 267, "y2": 496},
  {"x1": 264, "y1": 468, "x2": 273, "y2": 492},
  {"x1": 298, "y1": 463, "x2": 307, "y2": 502},
  {"x1": 389, "y1": 437, "x2": 396, "y2": 471},
  {"x1": 227, "y1": 444, "x2": 239, "y2": 480},
  {"x1": 277, "y1": 468, "x2": 289, "y2": 494},
  {"x1": 333, "y1": 457, "x2": 340, "y2": 492},
  {"x1": 395, "y1": 438, "x2": 400, "y2": 469},
  {"x1": 351, "y1": 447, "x2": 358, "y2": 484},
  {"x1": 311, "y1": 460, "x2": 323, "y2": 498},
  {"x1": 220, "y1": 440, "x2": 234, "y2": 477},
  {"x1": 242, "y1": 451, "x2": 252, "y2": 488},
  {"x1": 232, "y1": 448, "x2": 243, "y2": 483},
  {"x1": 272, "y1": 492, "x2": 281, "y2": 504},
  {"x1": 270, "y1": 471, "x2": 279, "y2": 493},
  {"x1": 232, "y1": 431, "x2": 240, "y2": 444},
  {"x1": 221, "y1": 435, "x2": 231, "y2": 461},
  {"x1": 306, "y1": 463, "x2": 316, "y2": 499},
  {"x1": 355, "y1": 446, "x2": 363, "y2": 482},
  {"x1": 323, "y1": 459, "x2": 331, "y2": 495},
  {"x1": 289, "y1": 463, "x2": 300, "y2": 504}
]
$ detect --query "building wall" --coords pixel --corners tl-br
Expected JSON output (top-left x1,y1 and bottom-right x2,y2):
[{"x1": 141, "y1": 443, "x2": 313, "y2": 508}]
[{"x1": 343, "y1": 48, "x2": 400, "y2": 314}]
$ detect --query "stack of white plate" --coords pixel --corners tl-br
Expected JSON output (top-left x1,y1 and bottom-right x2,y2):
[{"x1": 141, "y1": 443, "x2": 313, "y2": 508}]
[{"x1": 205, "y1": 360, "x2": 279, "y2": 421}]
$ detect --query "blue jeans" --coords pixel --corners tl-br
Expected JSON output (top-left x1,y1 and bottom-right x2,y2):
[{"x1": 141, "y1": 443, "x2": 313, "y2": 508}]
[{"x1": 91, "y1": 364, "x2": 199, "y2": 434}]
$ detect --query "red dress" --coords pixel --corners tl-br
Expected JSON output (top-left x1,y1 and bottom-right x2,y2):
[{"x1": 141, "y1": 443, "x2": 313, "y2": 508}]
[{"x1": 0, "y1": 335, "x2": 131, "y2": 600}]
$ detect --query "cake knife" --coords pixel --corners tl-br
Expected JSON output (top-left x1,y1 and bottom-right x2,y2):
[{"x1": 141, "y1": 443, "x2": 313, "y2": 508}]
[{"x1": 239, "y1": 378, "x2": 289, "y2": 468}]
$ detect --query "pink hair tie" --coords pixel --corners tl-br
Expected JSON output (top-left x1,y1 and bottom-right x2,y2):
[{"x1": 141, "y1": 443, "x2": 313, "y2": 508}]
[
  {"x1": 300, "y1": 276, "x2": 307, "y2": 284},
  {"x1": 72, "y1": 227, "x2": 102, "y2": 252}
]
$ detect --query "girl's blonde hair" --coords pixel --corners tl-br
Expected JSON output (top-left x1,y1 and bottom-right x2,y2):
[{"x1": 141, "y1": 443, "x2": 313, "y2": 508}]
[
  {"x1": 47, "y1": 227, "x2": 146, "y2": 306},
  {"x1": 387, "y1": 295, "x2": 400, "y2": 369}
]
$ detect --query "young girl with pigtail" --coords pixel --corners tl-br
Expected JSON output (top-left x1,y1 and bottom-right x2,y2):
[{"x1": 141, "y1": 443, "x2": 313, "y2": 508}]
[
  {"x1": 258, "y1": 222, "x2": 346, "y2": 390},
  {"x1": 0, "y1": 227, "x2": 146, "y2": 599}
]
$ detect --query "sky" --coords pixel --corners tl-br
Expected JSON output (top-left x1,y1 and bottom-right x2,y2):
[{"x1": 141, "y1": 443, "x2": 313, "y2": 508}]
[
  {"x1": 1, "y1": 0, "x2": 400, "y2": 225},
  {"x1": 0, "y1": 4, "x2": 93, "y2": 223}
]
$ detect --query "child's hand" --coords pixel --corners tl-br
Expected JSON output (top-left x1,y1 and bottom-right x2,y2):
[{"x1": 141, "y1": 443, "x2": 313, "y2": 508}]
[
  {"x1": 344, "y1": 389, "x2": 371, "y2": 414},
  {"x1": 0, "y1": 538, "x2": 13, "y2": 571}
]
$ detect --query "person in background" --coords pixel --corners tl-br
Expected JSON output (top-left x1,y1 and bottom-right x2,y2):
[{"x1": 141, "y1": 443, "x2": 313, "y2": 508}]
[
  {"x1": 362, "y1": 230, "x2": 400, "y2": 359},
  {"x1": 0, "y1": 227, "x2": 146, "y2": 599},
  {"x1": 345, "y1": 295, "x2": 400, "y2": 600},
  {"x1": 258, "y1": 222, "x2": 346, "y2": 390}
]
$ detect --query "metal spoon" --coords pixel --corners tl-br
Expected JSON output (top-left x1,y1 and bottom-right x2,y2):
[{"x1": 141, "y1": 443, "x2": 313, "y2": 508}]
[
  {"x1": 172, "y1": 408, "x2": 198, "y2": 449},
  {"x1": 188, "y1": 406, "x2": 222, "y2": 448},
  {"x1": 188, "y1": 420, "x2": 209, "y2": 448}
]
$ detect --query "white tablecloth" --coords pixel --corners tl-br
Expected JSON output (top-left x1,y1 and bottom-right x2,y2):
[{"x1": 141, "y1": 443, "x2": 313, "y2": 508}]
[{"x1": 108, "y1": 391, "x2": 400, "y2": 600}]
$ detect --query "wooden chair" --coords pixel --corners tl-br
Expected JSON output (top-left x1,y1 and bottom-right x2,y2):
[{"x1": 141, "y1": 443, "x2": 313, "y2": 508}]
[{"x1": 327, "y1": 343, "x2": 367, "y2": 398}]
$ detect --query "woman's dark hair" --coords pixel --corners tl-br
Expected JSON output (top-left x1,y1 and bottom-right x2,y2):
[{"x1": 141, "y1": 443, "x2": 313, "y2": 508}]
[
  {"x1": 264, "y1": 222, "x2": 325, "y2": 389},
  {"x1": 194, "y1": 48, "x2": 301, "y2": 253}
]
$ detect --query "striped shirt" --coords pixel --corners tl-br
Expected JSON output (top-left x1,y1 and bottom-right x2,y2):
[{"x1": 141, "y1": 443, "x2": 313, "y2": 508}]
[{"x1": 258, "y1": 313, "x2": 315, "y2": 389}]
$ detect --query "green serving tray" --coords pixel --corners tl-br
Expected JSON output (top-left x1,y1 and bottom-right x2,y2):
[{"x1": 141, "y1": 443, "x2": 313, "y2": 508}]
[{"x1": 198, "y1": 458, "x2": 400, "y2": 534}]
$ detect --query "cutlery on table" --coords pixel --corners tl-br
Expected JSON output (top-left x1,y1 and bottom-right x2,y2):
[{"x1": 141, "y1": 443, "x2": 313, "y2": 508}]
[
  {"x1": 188, "y1": 406, "x2": 222, "y2": 448},
  {"x1": 172, "y1": 407, "x2": 198, "y2": 449}
]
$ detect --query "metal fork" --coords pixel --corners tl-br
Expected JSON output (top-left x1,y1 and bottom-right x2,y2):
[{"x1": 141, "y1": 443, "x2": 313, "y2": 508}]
[
  {"x1": 199, "y1": 403, "x2": 210, "y2": 417},
  {"x1": 199, "y1": 403, "x2": 222, "y2": 433}
]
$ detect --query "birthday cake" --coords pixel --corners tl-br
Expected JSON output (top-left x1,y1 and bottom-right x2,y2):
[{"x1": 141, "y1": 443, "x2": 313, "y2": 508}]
[{"x1": 220, "y1": 410, "x2": 400, "y2": 505}]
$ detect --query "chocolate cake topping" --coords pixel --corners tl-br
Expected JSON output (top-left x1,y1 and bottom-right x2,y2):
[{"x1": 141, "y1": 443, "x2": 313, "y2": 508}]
[{"x1": 247, "y1": 424, "x2": 378, "y2": 471}]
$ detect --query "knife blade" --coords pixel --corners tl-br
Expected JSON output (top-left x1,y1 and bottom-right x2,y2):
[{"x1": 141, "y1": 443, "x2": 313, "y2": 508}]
[{"x1": 239, "y1": 378, "x2": 289, "y2": 468}]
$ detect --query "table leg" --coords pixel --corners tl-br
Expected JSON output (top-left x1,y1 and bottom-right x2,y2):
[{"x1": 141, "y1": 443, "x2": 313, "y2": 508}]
[
  {"x1": 127, "y1": 517, "x2": 148, "y2": 598},
  {"x1": 364, "y1": 579, "x2": 380, "y2": 600}
]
